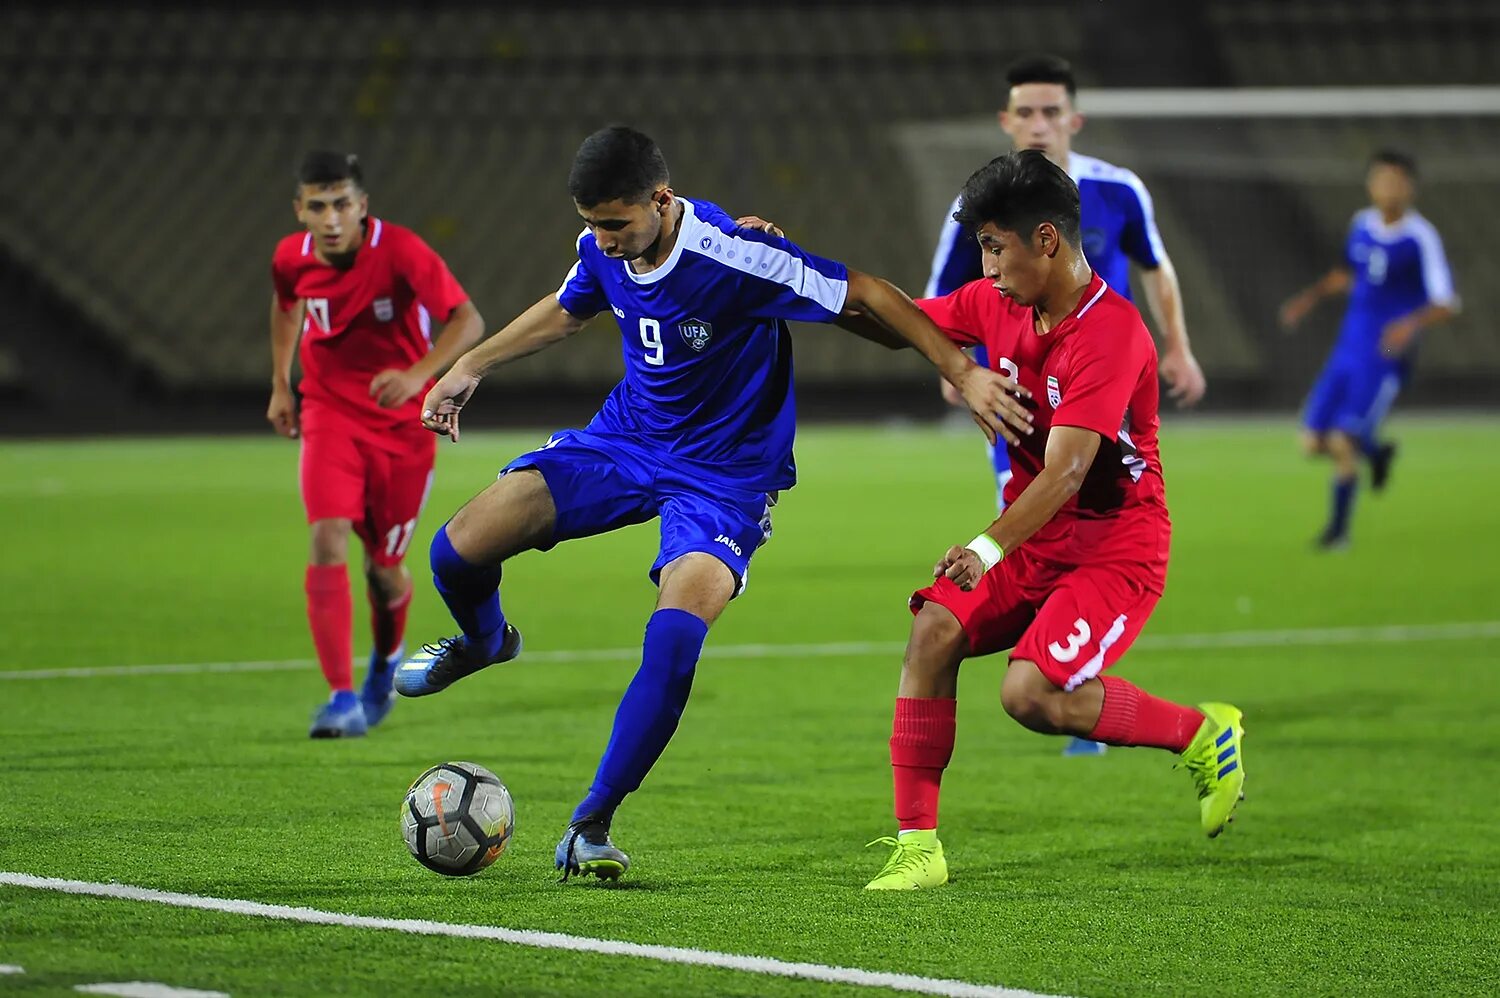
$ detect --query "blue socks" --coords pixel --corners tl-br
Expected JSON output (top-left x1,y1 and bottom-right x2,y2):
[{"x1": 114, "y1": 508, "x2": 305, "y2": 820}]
[
  {"x1": 1328, "y1": 476, "x2": 1357, "y2": 539},
  {"x1": 330, "y1": 689, "x2": 359, "y2": 711},
  {"x1": 429, "y1": 524, "x2": 507, "y2": 658},
  {"x1": 572, "y1": 608, "x2": 709, "y2": 825}
]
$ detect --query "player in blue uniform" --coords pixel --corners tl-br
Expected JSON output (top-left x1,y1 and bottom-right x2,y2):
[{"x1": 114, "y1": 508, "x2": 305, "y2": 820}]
[
  {"x1": 928, "y1": 54, "x2": 1207, "y2": 756},
  {"x1": 1281, "y1": 150, "x2": 1458, "y2": 549},
  {"x1": 395, "y1": 126, "x2": 1032, "y2": 881}
]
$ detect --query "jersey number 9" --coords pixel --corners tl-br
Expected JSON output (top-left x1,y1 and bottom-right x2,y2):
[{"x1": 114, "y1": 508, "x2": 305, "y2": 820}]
[{"x1": 639, "y1": 318, "x2": 665, "y2": 366}]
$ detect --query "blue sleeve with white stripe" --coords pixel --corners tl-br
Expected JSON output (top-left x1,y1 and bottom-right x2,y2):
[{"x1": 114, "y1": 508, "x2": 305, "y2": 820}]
[
  {"x1": 1116, "y1": 173, "x2": 1164, "y2": 269},
  {"x1": 556, "y1": 231, "x2": 607, "y2": 318},
  {"x1": 925, "y1": 194, "x2": 982, "y2": 297},
  {"x1": 727, "y1": 228, "x2": 850, "y2": 322},
  {"x1": 1413, "y1": 221, "x2": 1458, "y2": 308}
]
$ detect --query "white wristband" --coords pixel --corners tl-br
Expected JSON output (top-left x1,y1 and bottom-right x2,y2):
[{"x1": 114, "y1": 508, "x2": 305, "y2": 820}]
[{"x1": 965, "y1": 533, "x2": 1004, "y2": 573}]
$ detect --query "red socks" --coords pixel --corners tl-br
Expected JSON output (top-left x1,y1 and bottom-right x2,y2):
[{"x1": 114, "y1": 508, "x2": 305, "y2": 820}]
[
  {"x1": 890, "y1": 697, "x2": 957, "y2": 831},
  {"x1": 1089, "y1": 676, "x2": 1204, "y2": 752},
  {"x1": 369, "y1": 585, "x2": 412, "y2": 660},
  {"x1": 305, "y1": 564, "x2": 352, "y2": 692}
]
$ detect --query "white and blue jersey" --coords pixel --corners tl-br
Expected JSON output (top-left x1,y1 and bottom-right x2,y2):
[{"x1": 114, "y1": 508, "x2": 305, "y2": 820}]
[
  {"x1": 925, "y1": 152, "x2": 1164, "y2": 300},
  {"x1": 1303, "y1": 208, "x2": 1457, "y2": 441},
  {"x1": 507, "y1": 196, "x2": 849, "y2": 592}
]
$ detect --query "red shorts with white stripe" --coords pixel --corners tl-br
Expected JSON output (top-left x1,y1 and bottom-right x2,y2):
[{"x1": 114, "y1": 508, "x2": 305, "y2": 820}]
[
  {"x1": 910, "y1": 548, "x2": 1163, "y2": 690},
  {"x1": 298, "y1": 403, "x2": 437, "y2": 567}
]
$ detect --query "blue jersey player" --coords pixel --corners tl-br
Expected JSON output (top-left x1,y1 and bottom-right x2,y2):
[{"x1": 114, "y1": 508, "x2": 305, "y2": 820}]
[
  {"x1": 929, "y1": 54, "x2": 1207, "y2": 514},
  {"x1": 1281, "y1": 149, "x2": 1458, "y2": 549},
  {"x1": 394, "y1": 126, "x2": 1031, "y2": 881}
]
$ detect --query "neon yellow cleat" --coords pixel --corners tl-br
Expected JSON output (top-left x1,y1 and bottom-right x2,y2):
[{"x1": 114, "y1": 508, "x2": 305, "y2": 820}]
[
  {"x1": 1179, "y1": 702, "x2": 1246, "y2": 838},
  {"x1": 864, "y1": 830, "x2": 948, "y2": 890}
]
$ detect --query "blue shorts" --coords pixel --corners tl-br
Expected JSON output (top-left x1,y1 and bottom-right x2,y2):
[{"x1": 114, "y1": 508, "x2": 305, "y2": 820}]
[
  {"x1": 502, "y1": 428, "x2": 775, "y2": 596},
  {"x1": 1302, "y1": 355, "x2": 1406, "y2": 442}
]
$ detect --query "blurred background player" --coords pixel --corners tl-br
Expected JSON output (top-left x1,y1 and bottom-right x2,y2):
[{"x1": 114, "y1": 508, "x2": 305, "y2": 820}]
[
  {"x1": 1284, "y1": 151, "x2": 1458, "y2": 549},
  {"x1": 1280, "y1": 149, "x2": 1458, "y2": 550},
  {"x1": 268, "y1": 151, "x2": 484, "y2": 738},
  {"x1": 395, "y1": 126, "x2": 1030, "y2": 881},
  {"x1": 926, "y1": 54, "x2": 1208, "y2": 756},
  {"x1": 853, "y1": 152, "x2": 1244, "y2": 890}
]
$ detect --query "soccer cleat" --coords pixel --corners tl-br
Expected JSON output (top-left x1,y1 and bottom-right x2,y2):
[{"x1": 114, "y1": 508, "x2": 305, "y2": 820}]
[
  {"x1": 360, "y1": 646, "x2": 401, "y2": 728},
  {"x1": 1178, "y1": 702, "x2": 1246, "y2": 838},
  {"x1": 309, "y1": 693, "x2": 368, "y2": 739},
  {"x1": 1313, "y1": 527, "x2": 1349, "y2": 552},
  {"x1": 864, "y1": 830, "x2": 948, "y2": 890},
  {"x1": 555, "y1": 819, "x2": 629, "y2": 881},
  {"x1": 395, "y1": 625, "x2": 523, "y2": 698},
  {"x1": 1370, "y1": 441, "x2": 1398, "y2": 493},
  {"x1": 1062, "y1": 737, "x2": 1108, "y2": 757}
]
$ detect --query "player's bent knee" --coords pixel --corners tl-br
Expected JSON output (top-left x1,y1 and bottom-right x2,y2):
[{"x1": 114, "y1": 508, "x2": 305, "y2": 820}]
[
  {"x1": 1301, "y1": 432, "x2": 1326, "y2": 458},
  {"x1": 1000, "y1": 660, "x2": 1064, "y2": 732},
  {"x1": 657, "y1": 552, "x2": 736, "y2": 625},
  {"x1": 446, "y1": 469, "x2": 556, "y2": 563},
  {"x1": 309, "y1": 518, "x2": 353, "y2": 565},
  {"x1": 904, "y1": 602, "x2": 968, "y2": 674}
]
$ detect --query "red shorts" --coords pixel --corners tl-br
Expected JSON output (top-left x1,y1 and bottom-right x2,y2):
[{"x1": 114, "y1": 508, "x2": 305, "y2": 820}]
[
  {"x1": 298, "y1": 409, "x2": 437, "y2": 567},
  {"x1": 911, "y1": 548, "x2": 1163, "y2": 691}
]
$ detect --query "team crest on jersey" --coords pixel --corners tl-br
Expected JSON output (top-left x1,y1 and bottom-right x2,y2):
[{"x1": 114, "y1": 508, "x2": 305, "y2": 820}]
[
  {"x1": 678, "y1": 318, "x2": 714, "y2": 352},
  {"x1": 373, "y1": 297, "x2": 394, "y2": 322},
  {"x1": 1047, "y1": 375, "x2": 1062, "y2": 408}
]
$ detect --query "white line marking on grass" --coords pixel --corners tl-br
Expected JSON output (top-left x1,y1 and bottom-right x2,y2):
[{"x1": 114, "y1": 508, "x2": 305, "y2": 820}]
[
  {"x1": 75, "y1": 984, "x2": 228, "y2": 998},
  {"x1": 1, "y1": 873, "x2": 1058, "y2": 998},
  {"x1": 3, "y1": 621, "x2": 1498, "y2": 682},
  {"x1": 0, "y1": 964, "x2": 25, "y2": 974}
]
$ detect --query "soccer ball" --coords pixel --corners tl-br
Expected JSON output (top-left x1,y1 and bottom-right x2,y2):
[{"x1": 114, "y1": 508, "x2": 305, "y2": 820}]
[{"x1": 401, "y1": 761, "x2": 514, "y2": 876}]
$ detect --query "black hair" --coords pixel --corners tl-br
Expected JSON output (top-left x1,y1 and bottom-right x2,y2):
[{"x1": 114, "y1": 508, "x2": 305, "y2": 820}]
[
  {"x1": 953, "y1": 150, "x2": 1082, "y2": 246},
  {"x1": 1370, "y1": 148, "x2": 1418, "y2": 180},
  {"x1": 1005, "y1": 53, "x2": 1078, "y2": 101},
  {"x1": 296, "y1": 151, "x2": 364, "y2": 191},
  {"x1": 567, "y1": 126, "x2": 670, "y2": 207}
]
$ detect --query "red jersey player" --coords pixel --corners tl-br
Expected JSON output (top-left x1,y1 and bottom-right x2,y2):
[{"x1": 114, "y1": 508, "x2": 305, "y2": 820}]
[
  {"x1": 267, "y1": 152, "x2": 483, "y2": 738},
  {"x1": 848, "y1": 152, "x2": 1246, "y2": 889}
]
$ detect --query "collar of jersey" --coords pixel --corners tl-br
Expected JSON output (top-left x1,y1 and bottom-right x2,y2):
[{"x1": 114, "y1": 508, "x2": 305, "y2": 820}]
[
  {"x1": 1039, "y1": 272, "x2": 1108, "y2": 337},
  {"x1": 622, "y1": 198, "x2": 698, "y2": 285},
  {"x1": 1360, "y1": 207, "x2": 1420, "y2": 242}
]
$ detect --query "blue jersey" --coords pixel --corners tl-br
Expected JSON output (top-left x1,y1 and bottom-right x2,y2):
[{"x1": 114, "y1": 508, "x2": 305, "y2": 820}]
[
  {"x1": 926, "y1": 152, "x2": 1164, "y2": 298},
  {"x1": 1336, "y1": 208, "x2": 1456, "y2": 361},
  {"x1": 555, "y1": 197, "x2": 849, "y2": 492}
]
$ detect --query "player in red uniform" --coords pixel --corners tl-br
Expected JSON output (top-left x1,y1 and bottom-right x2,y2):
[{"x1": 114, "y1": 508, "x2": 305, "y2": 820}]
[
  {"x1": 267, "y1": 152, "x2": 484, "y2": 738},
  {"x1": 850, "y1": 152, "x2": 1246, "y2": 889}
]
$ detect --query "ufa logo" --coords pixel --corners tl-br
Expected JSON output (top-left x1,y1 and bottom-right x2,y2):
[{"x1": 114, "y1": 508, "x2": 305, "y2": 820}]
[{"x1": 678, "y1": 319, "x2": 714, "y2": 352}]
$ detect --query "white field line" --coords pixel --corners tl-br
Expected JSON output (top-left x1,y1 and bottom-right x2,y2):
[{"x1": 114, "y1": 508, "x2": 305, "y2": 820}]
[
  {"x1": 75, "y1": 985, "x2": 228, "y2": 998},
  {"x1": 0, "y1": 873, "x2": 1058, "y2": 998},
  {"x1": 2, "y1": 621, "x2": 1497, "y2": 683},
  {"x1": 0, "y1": 964, "x2": 26, "y2": 974}
]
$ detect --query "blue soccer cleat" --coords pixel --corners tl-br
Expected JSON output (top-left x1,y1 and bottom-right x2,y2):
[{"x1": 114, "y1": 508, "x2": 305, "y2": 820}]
[
  {"x1": 360, "y1": 646, "x2": 401, "y2": 728},
  {"x1": 309, "y1": 692, "x2": 368, "y2": 739},
  {"x1": 555, "y1": 819, "x2": 630, "y2": 882},
  {"x1": 1062, "y1": 737, "x2": 1108, "y2": 757},
  {"x1": 394, "y1": 625, "x2": 523, "y2": 698}
]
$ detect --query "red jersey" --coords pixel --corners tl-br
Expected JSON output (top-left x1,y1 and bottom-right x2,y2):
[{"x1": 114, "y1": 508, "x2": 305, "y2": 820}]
[
  {"x1": 271, "y1": 218, "x2": 469, "y2": 433},
  {"x1": 919, "y1": 273, "x2": 1170, "y2": 576}
]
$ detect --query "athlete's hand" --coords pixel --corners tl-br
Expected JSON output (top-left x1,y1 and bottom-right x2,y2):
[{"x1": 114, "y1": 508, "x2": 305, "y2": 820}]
[
  {"x1": 1160, "y1": 344, "x2": 1207, "y2": 407},
  {"x1": 939, "y1": 377, "x2": 964, "y2": 408},
  {"x1": 266, "y1": 385, "x2": 299, "y2": 439},
  {"x1": 935, "y1": 544, "x2": 985, "y2": 592},
  {"x1": 369, "y1": 367, "x2": 427, "y2": 409},
  {"x1": 1279, "y1": 293, "x2": 1314, "y2": 332},
  {"x1": 421, "y1": 366, "x2": 481, "y2": 443},
  {"x1": 954, "y1": 364, "x2": 1032, "y2": 447},
  {"x1": 734, "y1": 215, "x2": 785, "y2": 238},
  {"x1": 1380, "y1": 317, "x2": 1419, "y2": 358}
]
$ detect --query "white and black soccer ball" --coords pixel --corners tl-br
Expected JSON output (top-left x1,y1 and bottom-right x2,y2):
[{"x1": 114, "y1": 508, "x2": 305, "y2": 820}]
[{"x1": 401, "y1": 761, "x2": 514, "y2": 876}]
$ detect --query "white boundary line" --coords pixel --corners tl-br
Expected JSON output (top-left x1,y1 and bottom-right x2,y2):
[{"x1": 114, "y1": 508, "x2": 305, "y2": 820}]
[
  {"x1": 0, "y1": 873, "x2": 1057, "y2": 998},
  {"x1": 2, "y1": 621, "x2": 1496, "y2": 682}
]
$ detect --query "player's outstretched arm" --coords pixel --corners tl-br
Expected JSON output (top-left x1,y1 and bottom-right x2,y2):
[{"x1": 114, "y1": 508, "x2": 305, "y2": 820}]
[
  {"x1": 267, "y1": 292, "x2": 302, "y2": 439},
  {"x1": 841, "y1": 270, "x2": 1033, "y2": 446},
  {"x1": 1279, "y1": 267, "x2": 1354, "y2": 331},
  {"x1": 370, "y1": 301, "x2": 486, "y2": 409},
  {"x1": 420, "y1": 294, "x2": 589, "y2": 442},
  {"x1": 937, "y1": 425, "x2": 1101, "y2": 591}
]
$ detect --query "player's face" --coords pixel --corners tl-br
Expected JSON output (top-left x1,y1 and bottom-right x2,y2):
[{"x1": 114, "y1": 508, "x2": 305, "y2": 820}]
[
  {"x1": 296, "y1": 181, "x2": 368, "y2": 258},
  {"x1": 575, "y1": 189, "x2": 673, "y2": 261},
  {"x1": 976, "y1": 221, "x2": 1052, "y2": 306},
  {"x1": 1366, "y1": 163, "x2": 1415, "y2": 215},
  {"x1": 999, "y1": 84, "x2": 1082, "y2": 164}
]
